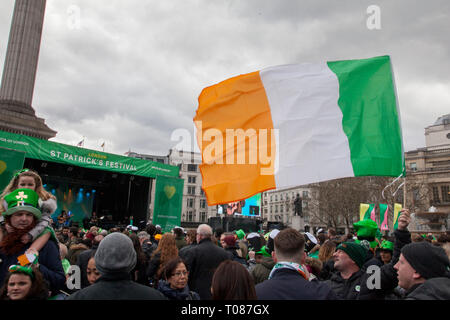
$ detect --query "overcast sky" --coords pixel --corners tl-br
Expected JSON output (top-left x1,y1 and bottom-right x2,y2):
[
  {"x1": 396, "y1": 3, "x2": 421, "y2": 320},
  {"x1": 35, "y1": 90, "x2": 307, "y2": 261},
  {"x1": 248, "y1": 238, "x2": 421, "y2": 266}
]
[{"x1": 0, "y1": 0, "x2": 449, "y2": 157}]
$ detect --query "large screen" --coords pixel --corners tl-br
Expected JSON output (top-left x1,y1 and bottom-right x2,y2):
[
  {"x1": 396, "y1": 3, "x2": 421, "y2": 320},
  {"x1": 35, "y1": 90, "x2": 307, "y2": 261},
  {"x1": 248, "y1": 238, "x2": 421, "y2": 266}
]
[{"x1": 218, "y1": 193, "x2": 261, "y2": 217}]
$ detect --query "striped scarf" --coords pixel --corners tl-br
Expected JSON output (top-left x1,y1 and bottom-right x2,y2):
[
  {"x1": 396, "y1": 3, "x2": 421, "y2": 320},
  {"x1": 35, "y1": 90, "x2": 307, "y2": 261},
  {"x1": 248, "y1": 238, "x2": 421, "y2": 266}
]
[{"x1": 268, "y1": 261, "x2": 309, "y2": 280}]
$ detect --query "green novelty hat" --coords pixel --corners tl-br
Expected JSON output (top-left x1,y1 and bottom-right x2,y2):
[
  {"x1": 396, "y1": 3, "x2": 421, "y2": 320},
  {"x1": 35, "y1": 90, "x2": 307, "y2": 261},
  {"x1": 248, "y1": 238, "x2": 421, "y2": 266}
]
[
  {"x1": 3, "y1": 188, "x2": 42, "y2": 220},
  {"x1": 380, "y1": 240, "x2": 394, "y2": 251},
  {"x1": 235, "y1": 229, "x2": 245, "y2": 240},
  {"x1": 353, "y1": 219, "x2": 378, "y2": 238}
]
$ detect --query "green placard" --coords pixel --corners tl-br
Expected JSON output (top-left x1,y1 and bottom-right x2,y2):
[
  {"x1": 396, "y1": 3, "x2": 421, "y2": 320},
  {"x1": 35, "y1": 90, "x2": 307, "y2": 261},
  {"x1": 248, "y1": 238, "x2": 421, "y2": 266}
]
[
  {"x1": 0, "y1": 130, "x2": 178, "y2": 178},
  {"x1": 153, "y1": 175, "x2": 184, "y2": 233},
  {"x1": 0, "y1": 147, "x2": 26, "y2": 193}
]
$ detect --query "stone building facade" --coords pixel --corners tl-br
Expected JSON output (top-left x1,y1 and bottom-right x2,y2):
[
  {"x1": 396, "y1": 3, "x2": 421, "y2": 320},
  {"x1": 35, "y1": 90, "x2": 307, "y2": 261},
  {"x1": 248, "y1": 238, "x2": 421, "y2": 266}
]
[{"x1": 404, "y1": 114, "x2": 450, "y2": 230}]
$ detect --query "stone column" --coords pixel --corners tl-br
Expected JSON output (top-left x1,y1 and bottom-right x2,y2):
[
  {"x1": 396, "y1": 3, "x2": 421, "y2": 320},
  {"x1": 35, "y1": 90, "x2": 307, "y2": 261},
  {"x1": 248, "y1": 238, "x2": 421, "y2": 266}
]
[
  {"x1": 1, "y1": 0, "x2": 46, "y2": 109},
  {"x1": 0, "y1": 0, "x2": 56, "y2": 139}
]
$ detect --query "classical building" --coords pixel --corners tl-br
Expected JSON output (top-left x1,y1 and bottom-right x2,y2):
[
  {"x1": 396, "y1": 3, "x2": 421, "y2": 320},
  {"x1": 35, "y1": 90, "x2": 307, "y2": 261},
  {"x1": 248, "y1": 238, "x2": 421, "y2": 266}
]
[
  {"x1": 404, "y1": 114, "x2": 450, "y2": 229},
  {"x1": 167, "y1": 149, "x2": 217, "y2": 227},
  {"x1": 262, "y1": 185, "x2": 316, "y2": 231},
  {"x1": 0, "y1": 0, "x2": 56, "y2": 139}
]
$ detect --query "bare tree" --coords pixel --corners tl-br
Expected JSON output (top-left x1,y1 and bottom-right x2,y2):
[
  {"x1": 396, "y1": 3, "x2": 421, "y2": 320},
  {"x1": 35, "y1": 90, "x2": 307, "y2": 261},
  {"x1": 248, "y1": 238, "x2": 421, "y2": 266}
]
[{"x1": 308, "y1": 176, "x2": 404, "y2": 232}]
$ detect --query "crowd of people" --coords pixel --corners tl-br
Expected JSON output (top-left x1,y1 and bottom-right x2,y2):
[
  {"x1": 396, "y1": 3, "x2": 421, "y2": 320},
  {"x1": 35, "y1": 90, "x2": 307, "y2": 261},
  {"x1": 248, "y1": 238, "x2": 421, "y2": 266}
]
[{"x1": 0, "y1": 169, "x2": 450, "y2": 301}]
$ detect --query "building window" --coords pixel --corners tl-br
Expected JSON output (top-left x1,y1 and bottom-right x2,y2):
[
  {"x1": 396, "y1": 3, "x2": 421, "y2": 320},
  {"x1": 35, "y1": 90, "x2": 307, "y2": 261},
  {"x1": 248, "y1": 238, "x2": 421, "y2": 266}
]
[
  {"x1": 187, "y1": 186, "x2": 196, "y2": 195},
  {"x1": 200, "y1": 199, "x2": 206, "y2": 209},
  {"x1": 442, "y1": 185, "x2": 450, "y2": 202},
  {"x1": 275, "y1": 195, "x2": 278, "y2": 201},
  {"x1": 280, "y1": 205, "x2": 284, "y2": 213},
  {"x1": 270, "y1": 195, "x2": 273, "y2": 202},
  {"x1": 200, "y1": 212, "x2": 207, "y2": 222},
  {"x1": 187, "y1": 198, "x2": 194, "y2": 208},
  {"x1": 275, "y1": 205, "x2": 278, "y2": 213},
  {"x1": 187, "y1": 211, "x2": 193, "y2": 222},
  {"x1": 303, "y1": 191, "x2": 309, "y2": 198},
  {"x1": 187, "y1": 164, "x2": 197, "y2": 172},
  {"x1": 280, "y1": 194, "x2": 283, "y2": 200},
  {"x1": 432, "y1": 186, "x2": 440, "y2": 203},
  {"x1": 188, "y1": 176, "x2": 196, "y2": 184},
  {"x1": 410, "y1": 162, "x2": 417, "y2": 171}
]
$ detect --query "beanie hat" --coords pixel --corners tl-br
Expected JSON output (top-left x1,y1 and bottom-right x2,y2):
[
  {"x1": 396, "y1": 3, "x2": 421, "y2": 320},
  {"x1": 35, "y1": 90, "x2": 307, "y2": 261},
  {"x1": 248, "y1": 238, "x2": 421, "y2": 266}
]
[
  {"x1": 3, "y1": 188, "x2": 42, "y2": 220},
  {"x1": 94, "y1": 233, "x2": 136, "y2": 275},
  {"x1": 223, "y1": 235, "x2": 236, "y2": 247},
  {"x1": 401, "y1": 242, "x2": 450, "y2": 280},
  {"x1": 235, "y1": 229, "x2": 245, "y2": 240},
  {"x1": 336, "y1": 242, "x2": 367, "y2": 269}
]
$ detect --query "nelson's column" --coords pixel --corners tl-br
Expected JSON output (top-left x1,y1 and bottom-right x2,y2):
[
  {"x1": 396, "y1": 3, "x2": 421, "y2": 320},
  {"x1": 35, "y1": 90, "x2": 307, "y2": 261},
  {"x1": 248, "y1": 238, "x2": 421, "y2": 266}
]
[{"x1": 0, "y1": 0, "x2": 56, "y2": 139}]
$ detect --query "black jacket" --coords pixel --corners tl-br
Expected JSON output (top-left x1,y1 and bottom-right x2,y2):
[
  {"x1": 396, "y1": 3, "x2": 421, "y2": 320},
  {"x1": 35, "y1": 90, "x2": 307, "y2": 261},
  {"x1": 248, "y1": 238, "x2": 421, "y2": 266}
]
[
  {"x1": 224, "y1": 246, "x2": 247, "y2": 266},
  {"x1": 256, "y1": 268, "x2": 337, "y2": 300},
  {"x1": 318, "y1": 259, "x2": 335, "y2": 281},
  {"x1": 184, "y1": 238, "x2": 232, "y2": 300},
  {"x1": 325, "y1": 269, "x2": 365, "y2": 300},
  {"x1": 358, "y1": 228, "x2": 411, "y2": 300},
  {"x1": 146, "y1": 252, "x2": 161, "y2": 285},
  {"x1": 142, "y1": 240, "x2": 157, "y2": 260},
  {"x1": 67, "y1": 272, "x2": 167, "y2": 300},
  {"x1": 405, "y1": 277, "x2": 450, "y2": 300}
]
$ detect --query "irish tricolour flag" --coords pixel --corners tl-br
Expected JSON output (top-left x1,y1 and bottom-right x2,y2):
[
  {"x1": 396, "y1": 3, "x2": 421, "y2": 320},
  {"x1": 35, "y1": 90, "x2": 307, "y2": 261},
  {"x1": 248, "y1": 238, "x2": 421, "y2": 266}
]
[{"x1": 194, "y1": 55, "x2": 404, "y2": 205}]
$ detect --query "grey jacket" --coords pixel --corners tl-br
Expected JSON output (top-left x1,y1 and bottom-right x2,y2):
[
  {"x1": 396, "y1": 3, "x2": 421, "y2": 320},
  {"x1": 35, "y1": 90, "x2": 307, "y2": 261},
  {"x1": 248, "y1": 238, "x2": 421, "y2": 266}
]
[{"x1": 405, "y1": 277, "x2": 450, "y2": 300}]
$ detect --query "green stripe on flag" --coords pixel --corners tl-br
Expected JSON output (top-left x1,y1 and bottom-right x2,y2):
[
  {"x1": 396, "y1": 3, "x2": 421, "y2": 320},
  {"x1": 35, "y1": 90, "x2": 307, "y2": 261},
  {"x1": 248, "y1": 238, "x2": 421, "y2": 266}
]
[{"x1": 327, "y1": 56, "x2": 404, "y2": 177}]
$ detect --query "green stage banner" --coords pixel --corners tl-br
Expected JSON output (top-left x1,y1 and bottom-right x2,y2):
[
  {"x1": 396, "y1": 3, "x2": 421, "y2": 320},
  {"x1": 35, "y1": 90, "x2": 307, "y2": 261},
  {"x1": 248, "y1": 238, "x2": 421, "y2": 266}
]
[
  {"x1": 153, "y1": 175, "x2": 184, "y2": 233},
  {"x1": 0, "y1": 147, "x2": 26, "y2": 193},
  {"x1": 0, "y1": 130, "x2": 178, "y2": 179}
]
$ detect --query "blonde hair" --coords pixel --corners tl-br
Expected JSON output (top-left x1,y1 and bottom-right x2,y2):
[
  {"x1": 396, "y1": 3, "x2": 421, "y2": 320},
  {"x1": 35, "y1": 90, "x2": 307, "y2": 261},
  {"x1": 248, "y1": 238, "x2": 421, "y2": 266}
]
[{"x1": 0, "y1": 169, "x2": 55, "y2": 214}]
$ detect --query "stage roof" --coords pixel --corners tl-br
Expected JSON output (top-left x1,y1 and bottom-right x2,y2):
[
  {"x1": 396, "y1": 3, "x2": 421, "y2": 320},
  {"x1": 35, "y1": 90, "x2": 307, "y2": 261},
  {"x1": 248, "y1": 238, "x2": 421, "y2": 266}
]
[{"x1": 0, "y1": 130, "x2": 178, "y2": 179}]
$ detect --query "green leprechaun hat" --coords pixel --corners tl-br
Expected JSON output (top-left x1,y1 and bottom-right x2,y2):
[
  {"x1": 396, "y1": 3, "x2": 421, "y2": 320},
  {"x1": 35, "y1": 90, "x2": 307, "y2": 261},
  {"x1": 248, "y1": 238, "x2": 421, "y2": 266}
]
[
  {"x1": 3, "y1": 188, "x2": 42, "y2": 220},
  {"x1": 353, "y1": 219, "x2": 378, "y2": 249}
]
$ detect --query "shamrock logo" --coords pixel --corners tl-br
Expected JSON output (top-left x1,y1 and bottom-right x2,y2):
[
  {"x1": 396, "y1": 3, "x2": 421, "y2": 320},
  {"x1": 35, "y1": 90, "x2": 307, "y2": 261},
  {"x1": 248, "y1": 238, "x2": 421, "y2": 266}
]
[{"x1": 15, "y1": 191, "x2": 28, "y2": 201}]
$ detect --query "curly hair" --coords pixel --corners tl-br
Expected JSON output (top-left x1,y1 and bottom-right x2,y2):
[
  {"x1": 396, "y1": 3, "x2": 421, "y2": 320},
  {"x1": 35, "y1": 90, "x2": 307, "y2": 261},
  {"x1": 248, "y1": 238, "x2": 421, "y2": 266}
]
[
  {"x1": 318, "y1": 240, "x2": 336, "y2": 262},
  {"x1": 151, "y1": 233, "x2": 179, "y2": 278},
  {"x1": 0, "y1": 266, "x2": 49, "y2": 300}
]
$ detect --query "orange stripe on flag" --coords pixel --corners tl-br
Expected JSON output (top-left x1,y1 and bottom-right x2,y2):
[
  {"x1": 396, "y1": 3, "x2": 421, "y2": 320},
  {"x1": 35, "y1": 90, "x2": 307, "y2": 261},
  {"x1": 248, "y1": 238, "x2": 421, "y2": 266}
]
[{"x1": 194, "y1": 71, "x2": 276, "y2": 205}]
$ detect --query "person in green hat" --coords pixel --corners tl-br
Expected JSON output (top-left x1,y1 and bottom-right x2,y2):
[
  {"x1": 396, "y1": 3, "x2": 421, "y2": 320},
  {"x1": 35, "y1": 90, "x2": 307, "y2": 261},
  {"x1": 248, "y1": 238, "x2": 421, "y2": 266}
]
[
  {"x1": 379, "y1": 240, "x2": 394, "y2": 265},
  {"x1": 353, "y1": 219, "x2": 384, "y2": 269},
  {"x1": 325, "y1": 241, "x2": 368, "y2": 300},
  {"x1": 0, "y1": 188, "x2": 66, "y2": 296},
  {"x1": 234, "y1": 229, "x2": 248, "y2": 260}
]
